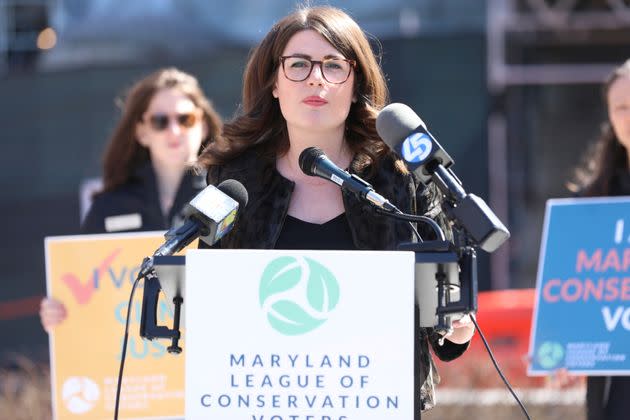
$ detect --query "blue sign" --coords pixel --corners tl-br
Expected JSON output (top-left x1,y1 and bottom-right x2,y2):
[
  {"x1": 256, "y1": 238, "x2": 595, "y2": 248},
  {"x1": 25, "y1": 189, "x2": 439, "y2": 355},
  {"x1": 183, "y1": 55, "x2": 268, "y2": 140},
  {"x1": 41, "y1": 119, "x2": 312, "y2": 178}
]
[{"x1": 529, "y1": 197, "x2": 630, "y2": 375}]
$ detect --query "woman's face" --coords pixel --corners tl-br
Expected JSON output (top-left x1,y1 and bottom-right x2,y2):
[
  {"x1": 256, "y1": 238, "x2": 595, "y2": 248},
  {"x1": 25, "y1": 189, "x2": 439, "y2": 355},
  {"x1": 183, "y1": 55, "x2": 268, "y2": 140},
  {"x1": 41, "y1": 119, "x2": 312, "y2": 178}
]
[
  {"x1": 608, "y1": 75, "x2": 630, "y2": 151},
  {"x1": 273, "y1": 29, "x2": 356, "y2": 135},
  {"x1": 136, "y1": 88, "x2": 207, "y2": 169}
]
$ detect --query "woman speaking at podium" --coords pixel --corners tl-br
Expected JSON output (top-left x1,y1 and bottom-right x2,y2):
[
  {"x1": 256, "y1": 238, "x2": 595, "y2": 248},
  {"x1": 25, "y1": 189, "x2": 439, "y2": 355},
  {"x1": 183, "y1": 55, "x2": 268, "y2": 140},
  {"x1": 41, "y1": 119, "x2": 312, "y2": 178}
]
[{"x1": 198, "y1": 5, "x2": 475, "y2": 414}]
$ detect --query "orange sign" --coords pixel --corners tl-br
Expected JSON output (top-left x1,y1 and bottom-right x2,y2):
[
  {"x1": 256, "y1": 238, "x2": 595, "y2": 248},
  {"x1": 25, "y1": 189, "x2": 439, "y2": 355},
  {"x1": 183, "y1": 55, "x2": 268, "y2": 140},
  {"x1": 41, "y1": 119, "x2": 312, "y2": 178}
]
[{"x1": 45, "y1": 232, "x2": 186, "y2": 420}]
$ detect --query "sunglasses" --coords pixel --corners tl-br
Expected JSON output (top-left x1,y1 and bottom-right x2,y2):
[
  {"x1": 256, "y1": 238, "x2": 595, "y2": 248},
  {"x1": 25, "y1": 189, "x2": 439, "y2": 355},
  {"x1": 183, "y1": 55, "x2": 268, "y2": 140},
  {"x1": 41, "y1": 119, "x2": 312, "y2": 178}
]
[{"x1": 145, "y1": 112, "x2": 199, "y2": 131}]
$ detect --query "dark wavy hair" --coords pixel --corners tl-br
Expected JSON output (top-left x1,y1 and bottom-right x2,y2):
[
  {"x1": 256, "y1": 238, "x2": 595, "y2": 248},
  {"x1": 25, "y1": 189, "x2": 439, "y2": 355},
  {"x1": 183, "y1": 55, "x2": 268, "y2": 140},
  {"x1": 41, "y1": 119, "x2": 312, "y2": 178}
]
[
  {"x1": 101, "y1": 67, "x2": 222, "y2": 192},
  {"x1": 568, "y1": 59, "x2": 630, "y2": 196},
  {"x1": 198, "y1": 5, "x2": 404, "y2": 177}
]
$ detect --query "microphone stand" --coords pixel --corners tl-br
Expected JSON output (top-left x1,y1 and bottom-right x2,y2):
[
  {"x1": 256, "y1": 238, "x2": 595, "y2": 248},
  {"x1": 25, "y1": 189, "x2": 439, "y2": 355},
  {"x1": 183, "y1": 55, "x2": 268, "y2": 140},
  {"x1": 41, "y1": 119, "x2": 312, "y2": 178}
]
[
  {"x1": 138, "y1": 223, "x2": 205, "y2": 354},
  {"x1": 395, "y1": 229, "x2": 478, "y2": 337},
  {"x1": 373, "y1": 206, "x2": 479, "y2": 335},
  {"x1": 139, "y1": 263, "x2": 183, "y2": 354},
  {"x1": 375, "y1": 207, "x2": 478, "y2": 419}
]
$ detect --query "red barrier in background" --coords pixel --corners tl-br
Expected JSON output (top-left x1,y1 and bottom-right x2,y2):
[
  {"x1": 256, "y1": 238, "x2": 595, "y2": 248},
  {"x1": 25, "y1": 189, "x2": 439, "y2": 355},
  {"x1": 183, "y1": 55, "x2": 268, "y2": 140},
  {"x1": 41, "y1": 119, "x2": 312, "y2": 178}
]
[
  {"x1": 435, "y1": 288, "x2": 545, "y2": 388},
  {"x1": 0, "y1": 295, "x2": 43, "y2": 321}
]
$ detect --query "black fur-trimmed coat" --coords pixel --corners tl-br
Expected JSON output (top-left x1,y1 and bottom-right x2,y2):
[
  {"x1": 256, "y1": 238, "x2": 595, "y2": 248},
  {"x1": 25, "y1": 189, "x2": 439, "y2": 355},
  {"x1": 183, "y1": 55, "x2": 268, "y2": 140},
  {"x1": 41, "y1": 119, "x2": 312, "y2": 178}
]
[{"x1": 205, "y1": 148, "x2": 470, "y2": 413}]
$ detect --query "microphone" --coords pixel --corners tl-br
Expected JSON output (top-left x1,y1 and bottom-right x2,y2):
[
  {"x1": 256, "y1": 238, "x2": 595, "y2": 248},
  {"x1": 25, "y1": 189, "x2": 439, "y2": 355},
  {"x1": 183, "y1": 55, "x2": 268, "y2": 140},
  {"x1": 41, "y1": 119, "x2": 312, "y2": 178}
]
[
  {"x1": 298, "y1": 147, "x2": 396, "y2": 211},
  {"x1": 140, "y1": 179, "x2": 248, "y2": 276},
  {"x1": 376, "y1": 103, "x2": 454, "y2": 186},
  {"x1": 376, "y1": 103, "x2": 509, "y2": 253}
]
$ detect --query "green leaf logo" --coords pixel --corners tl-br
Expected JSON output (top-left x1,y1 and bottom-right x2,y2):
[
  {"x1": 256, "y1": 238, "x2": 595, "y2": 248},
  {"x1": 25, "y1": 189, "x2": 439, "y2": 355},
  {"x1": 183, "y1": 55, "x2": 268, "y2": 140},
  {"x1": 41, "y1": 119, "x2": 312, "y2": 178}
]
[
  {"x1": 259, "y1": 256, "x2": 301, "y2": 305},
  {"x1": 259, "y1": 256, "x2": 340, "y2": 335},
  {"x1": 306, "y1": 257, "x2": 340, "y2": 312},
  {"x1": 268, "y1": 300, "x2": 325, "y2": 336},
  {"x1": 537, "y1": 341, "x2": 565, "y2": 369}
]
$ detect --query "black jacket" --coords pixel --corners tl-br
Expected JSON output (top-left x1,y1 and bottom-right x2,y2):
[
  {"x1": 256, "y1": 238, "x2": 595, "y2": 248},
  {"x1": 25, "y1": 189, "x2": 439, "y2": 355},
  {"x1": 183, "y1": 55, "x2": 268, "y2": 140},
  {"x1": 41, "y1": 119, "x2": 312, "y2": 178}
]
[
  {"x1": 586, "y1": 170, "x2": 630, "y2": 420},
  {"x1": 81, "y1": 163, "x2": 206, "y2": 234},
  {"x1": 206, "y1": 149, "x2": 470, "y2": 413}
]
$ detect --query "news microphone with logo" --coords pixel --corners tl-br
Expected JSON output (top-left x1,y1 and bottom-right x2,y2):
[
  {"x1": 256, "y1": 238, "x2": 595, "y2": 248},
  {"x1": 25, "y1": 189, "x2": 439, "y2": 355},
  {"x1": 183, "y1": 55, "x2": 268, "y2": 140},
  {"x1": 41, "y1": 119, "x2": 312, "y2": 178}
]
[
  {"x1": 376, "y1": 103, "x2": 509, "y2": 253},
  {"x1": 140, "y1": 179, "x2": 248, "y2": 277},
  {"x1": 298, "y1": 146, "x2": 396, "y2": 211},
  {"x1": 376, "y1": 102, "x2": 455, "y2": 186}
]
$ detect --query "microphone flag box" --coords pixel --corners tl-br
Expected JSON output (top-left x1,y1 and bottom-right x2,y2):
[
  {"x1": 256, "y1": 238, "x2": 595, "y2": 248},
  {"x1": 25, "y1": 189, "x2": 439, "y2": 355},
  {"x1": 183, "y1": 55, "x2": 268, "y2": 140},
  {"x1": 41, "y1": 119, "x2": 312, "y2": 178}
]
[
  {"x1": 44, "y1": 232, "x2": 190, "y2": 420},
  {"x1": 184, "y1": 184, "x2": 239, "y2": 243},
  {"x1": 528, "y1": 197, "x2": 630, "y2": 375}
]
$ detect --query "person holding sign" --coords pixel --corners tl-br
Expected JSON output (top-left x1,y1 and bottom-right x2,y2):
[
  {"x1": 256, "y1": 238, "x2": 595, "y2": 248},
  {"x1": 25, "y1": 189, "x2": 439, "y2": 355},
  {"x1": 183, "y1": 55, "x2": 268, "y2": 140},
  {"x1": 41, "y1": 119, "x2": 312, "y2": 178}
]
[
  {"x1": 197, "y1": 5, "x2": 475, "y2": 414},
  {"x1": 40, "y1": 68, "x2": 222, "y2": 331},
  {"x1": 565, "y1": 59, "x2": 630, "y2": 420}
]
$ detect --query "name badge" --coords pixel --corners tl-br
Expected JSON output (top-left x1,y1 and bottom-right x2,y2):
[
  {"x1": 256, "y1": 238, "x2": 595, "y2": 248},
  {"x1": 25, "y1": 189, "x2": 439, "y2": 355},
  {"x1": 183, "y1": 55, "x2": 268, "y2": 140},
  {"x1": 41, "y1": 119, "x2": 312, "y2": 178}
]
[{"x1": 104, "y1": 213, "x2": 142, "y2": 232}]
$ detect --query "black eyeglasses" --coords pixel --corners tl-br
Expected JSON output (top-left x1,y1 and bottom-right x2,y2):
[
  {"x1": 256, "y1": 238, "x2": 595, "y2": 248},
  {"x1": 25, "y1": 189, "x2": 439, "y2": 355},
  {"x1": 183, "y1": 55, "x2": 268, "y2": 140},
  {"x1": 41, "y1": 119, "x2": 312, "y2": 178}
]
[
  {"x1": 145, "y1": 112, "x2": 199, "y2": 131},
  {"x1": 279, "y1": 55, "x2": 356, "y2": 84}
]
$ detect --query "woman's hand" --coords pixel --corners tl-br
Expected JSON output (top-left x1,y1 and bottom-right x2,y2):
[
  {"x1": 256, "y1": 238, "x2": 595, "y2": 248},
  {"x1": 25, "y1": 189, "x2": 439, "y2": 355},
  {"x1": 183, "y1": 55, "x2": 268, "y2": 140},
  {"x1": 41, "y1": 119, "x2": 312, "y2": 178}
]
[
  {"x1": 40, "y1": 297, "x2": 68, "y2": 332},
  {"x1": 546, "y1": 368, "x2": 585, "y2": 389},
  {"x1": 444, "y1": 313, "x2": 475, "y2": 344}
]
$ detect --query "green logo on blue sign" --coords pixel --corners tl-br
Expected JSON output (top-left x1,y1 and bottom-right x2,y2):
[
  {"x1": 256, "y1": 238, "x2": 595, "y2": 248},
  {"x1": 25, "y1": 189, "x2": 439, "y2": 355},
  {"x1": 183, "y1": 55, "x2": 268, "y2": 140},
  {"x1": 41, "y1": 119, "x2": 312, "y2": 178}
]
[
  {"x1": 259, "y1": 256, "x2": 340, "y2": 335},
  {"x1": 537, "y1": 341, "x2": 565, "y2": 369}
]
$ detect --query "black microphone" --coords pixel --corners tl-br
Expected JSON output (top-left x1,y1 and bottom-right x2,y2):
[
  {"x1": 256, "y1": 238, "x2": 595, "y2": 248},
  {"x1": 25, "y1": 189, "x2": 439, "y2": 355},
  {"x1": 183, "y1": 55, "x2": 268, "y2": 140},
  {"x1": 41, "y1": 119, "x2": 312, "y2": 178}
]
[
  {"x1": 298, "y1": 147, "x2": 396, "y2": 211},
  {"x1": 140, "y1": 179, "x2": 248, "y2": 276},
  {"x1": 376, "y1": 103, "x2": 509, "y2": 253}
]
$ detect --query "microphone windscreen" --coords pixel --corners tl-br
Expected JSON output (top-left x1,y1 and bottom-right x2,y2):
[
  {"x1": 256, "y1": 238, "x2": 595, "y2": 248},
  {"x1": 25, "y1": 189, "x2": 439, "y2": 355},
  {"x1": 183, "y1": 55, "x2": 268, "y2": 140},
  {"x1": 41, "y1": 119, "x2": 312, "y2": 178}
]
[
  {"x1": 216, "y1": 179, "x2": 249, "y2": 209},
  {"x1": 376, "y1": 103, "x2": 425, "y2": 147},
  {"x1": 298, "y1": 147, "x2": 325, "y2": 176}
]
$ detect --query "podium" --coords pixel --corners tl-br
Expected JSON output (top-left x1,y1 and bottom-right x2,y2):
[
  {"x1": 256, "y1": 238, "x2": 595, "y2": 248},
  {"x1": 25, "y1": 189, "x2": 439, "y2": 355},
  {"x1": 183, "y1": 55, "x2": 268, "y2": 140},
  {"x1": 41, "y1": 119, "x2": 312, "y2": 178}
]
[
  {"x1": 139, "y1": 248, "x2": 471, "y2": 420},
  {"x1": 139, "y1": 250, "x2": 413, "y2": 419}
]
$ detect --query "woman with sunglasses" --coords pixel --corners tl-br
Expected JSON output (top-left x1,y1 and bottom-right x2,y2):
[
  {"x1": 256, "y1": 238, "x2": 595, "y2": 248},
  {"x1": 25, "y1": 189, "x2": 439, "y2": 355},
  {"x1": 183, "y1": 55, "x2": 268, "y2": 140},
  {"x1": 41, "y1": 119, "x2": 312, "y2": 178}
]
[
  {"x1": 40, "y1": 67, "x2": 222, "y2": 331},
  {"x1": 82, "y1": 67, "x2": 221, "y2": 233},
  {"x1": 197, "y1": 6, "x2": 474, "y2": 415}
]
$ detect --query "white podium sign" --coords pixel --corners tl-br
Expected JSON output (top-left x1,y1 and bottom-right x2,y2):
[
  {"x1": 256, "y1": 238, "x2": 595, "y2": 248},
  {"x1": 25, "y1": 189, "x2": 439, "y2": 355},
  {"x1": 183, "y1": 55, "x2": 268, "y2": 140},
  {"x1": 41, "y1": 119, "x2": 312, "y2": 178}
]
[{"x1": 184, "y1": 249, "x2": 415, "y2": 420}]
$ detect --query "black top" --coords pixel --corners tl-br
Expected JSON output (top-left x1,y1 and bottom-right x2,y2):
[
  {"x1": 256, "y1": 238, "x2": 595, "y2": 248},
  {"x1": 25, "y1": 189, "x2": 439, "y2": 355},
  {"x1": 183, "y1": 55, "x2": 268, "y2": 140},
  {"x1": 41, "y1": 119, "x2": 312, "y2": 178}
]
[
  {"x1": 585, "y1": 168, "x2": 630, "y2": 420},
  {"x1": 605, "y1": 377, "x2": 630, "y2": 420},
  {"x1": 274, "y1": 213, "x2": 356, "y2": 250},
  {"x1": 81, "y1": 163, "x2": 205, "y2": 234}
]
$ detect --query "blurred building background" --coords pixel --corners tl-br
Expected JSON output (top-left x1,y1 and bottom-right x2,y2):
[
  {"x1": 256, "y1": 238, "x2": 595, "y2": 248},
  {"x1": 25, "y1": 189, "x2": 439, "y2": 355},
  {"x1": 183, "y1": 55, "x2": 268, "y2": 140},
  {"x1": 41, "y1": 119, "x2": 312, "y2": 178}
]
[{"x1": 1, "y1": 0, "x2": 629, "y2": 368}]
